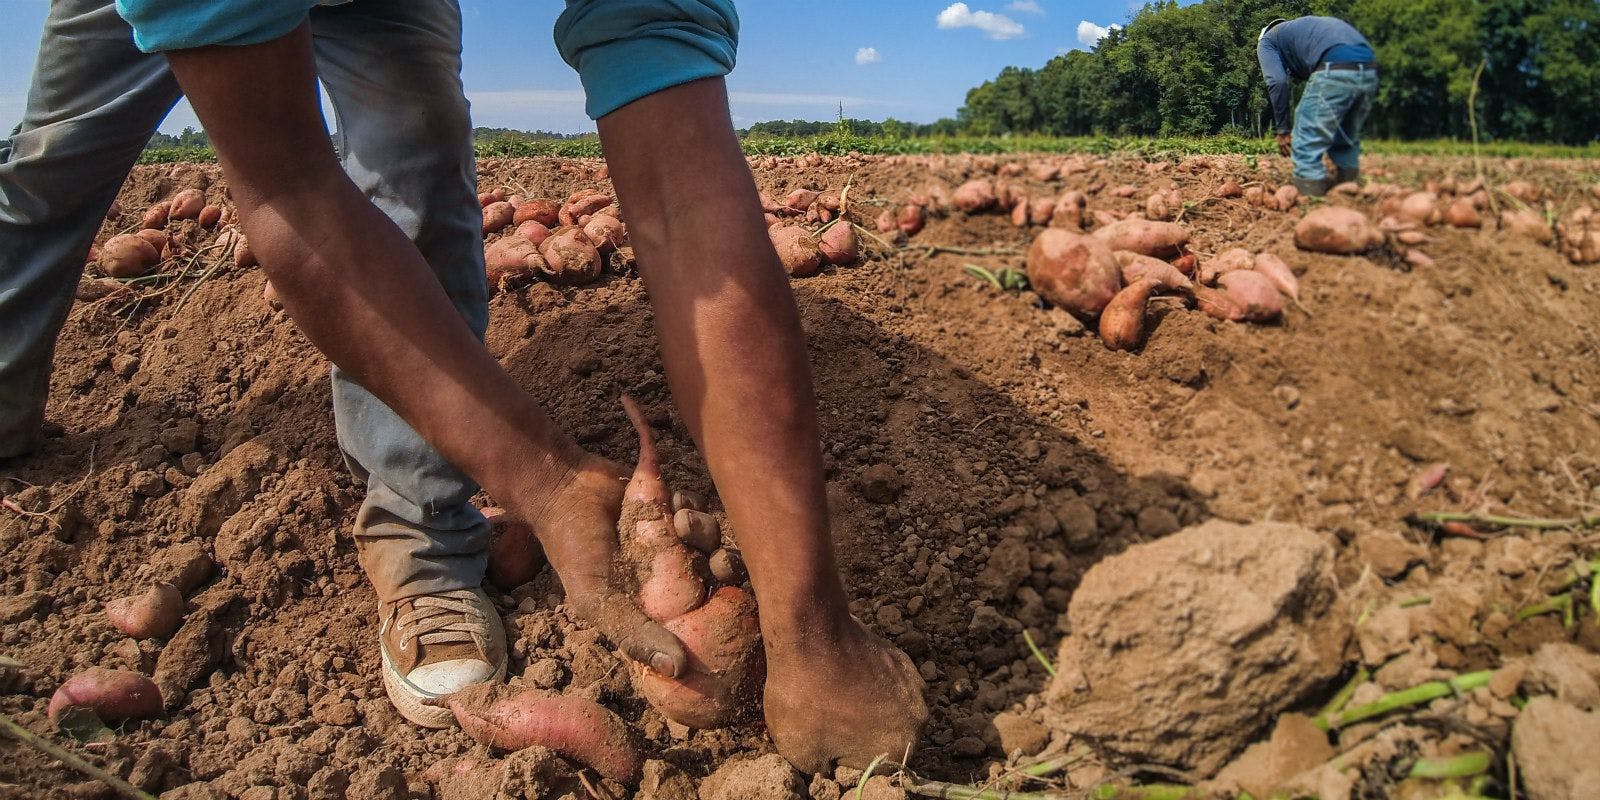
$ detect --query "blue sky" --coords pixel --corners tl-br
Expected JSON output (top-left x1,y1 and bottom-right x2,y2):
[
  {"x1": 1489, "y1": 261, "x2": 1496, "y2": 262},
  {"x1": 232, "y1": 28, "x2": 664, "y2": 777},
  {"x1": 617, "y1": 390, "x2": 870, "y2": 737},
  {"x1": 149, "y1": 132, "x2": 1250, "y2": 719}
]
[{"x1": 1, "y1": 1, "x2": 1161, "y2": 135}]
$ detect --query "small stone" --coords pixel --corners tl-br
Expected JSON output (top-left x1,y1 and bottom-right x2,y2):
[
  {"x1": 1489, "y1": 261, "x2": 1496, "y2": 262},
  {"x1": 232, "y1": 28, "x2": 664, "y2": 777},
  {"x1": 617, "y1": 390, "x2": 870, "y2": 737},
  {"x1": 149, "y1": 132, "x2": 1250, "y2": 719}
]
[
  {"x1": 1053, "y1": 498, "x2": 1097, "y2": 548},
  {"x1": 1135, "y1": 506, "x2": 1180, "y2": 538},
  {"x1": 1512, "y1": 697, "x2": 1600, "y2": 800},
  {"x1": 0, "y1": 591, "x2": 48, "y2": 624},
  {"x1": 159, "y1": 419, "x2": 202, "y2": 454},
  {"x1": 858, "y1": 464, "x2": 905, "y2": 504},
  {"x1": 131, "y1": 470, "x2": 167, "y2": 497},
  {"x1": 992, "y1": 711, "x2": 1048, "y2": 756}
]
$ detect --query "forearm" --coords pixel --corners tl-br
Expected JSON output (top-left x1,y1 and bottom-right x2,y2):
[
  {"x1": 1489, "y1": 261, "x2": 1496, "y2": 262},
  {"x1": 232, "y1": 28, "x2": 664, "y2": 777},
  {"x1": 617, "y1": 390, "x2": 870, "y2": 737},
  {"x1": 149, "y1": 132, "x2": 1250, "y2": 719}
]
[{"x1": 596, "y1": 78, "x2": 850, "y2": 636}]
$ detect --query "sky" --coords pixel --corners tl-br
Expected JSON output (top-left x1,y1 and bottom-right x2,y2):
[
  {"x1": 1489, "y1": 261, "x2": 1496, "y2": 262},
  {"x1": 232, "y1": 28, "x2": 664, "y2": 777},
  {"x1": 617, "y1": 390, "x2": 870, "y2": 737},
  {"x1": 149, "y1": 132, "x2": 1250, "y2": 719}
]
[{"x1": 0, "y1": 0, "x2": 1168, "y2": 136}]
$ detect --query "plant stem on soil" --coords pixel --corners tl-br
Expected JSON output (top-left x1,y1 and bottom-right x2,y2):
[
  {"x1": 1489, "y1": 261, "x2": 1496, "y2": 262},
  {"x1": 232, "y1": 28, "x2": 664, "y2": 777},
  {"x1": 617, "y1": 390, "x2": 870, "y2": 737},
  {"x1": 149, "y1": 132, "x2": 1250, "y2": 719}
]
[
  {"x1": 0, "y1": 712, "x2": 159, "y2": 800},
  {"x1": 1414, "y1": 511, "x2": 1600, "y2": 531},
  {"x1": 1317, "y1": 666, "x2": 1371, "y2": 720},
  {"x1": 1409, "y1": 751, "x2": 1492, "y2": 780},
  {"x1": 1316, "y1": 671, "x2": 1493, "y2": 730}
]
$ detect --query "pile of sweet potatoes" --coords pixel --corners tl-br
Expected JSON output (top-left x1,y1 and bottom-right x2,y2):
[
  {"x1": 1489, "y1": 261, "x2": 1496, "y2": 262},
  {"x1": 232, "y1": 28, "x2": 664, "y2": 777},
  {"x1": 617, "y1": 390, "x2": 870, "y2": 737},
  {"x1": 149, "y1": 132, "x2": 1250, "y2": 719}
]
[{"x1": 480, "y1": 187, "x2": 624, "y2": 290}]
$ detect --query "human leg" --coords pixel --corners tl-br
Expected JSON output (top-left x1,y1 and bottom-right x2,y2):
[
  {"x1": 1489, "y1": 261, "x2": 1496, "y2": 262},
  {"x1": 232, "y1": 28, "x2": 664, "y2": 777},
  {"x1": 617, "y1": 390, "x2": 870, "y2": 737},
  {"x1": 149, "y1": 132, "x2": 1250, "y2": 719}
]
[
  {"x1": 0, "y1": 0, "x2": 180, "y2": 457},
  {"x1": 1329, "y1": 72, "x2": 1379, "y2": 183},
  {"x1": 1289, "y1": 72, "x2": 1340, "y2": 190}
]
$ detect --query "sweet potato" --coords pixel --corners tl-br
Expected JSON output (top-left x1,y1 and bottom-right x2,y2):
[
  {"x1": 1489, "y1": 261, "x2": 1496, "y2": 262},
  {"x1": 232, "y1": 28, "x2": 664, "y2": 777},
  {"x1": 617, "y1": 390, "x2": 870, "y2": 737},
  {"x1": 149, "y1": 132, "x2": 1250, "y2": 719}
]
[
  {"x1": 167, "y1": 189, "x2": 205, "y2": 221},
  {"x1": 1028, "y1": 196, "x2": 1055, "y2": 226},
  {"x1": 1251, "y1": 253, "x2": 1300, "y2": 303},
  {"x1": 48, "y1": 668, "x2": 162, "y2": 726},
  {"x1": 1294, "y1": 206, "x2": 1382, "y2": 254},
  {"x1": 263, "y1": 280, "x2": 280, "y2": 307},
  {"x1": 639, "y1": 545, "x2": 708, "y2": 622},
  {"x1": 953, "y1": 180, "x2": 997, "y2": 213},
  {"x1": 783, "y1": 189, "x2": 819, "y2": 213},
  {"x1": 1026, "y1": 230, "x2": 1123, "y2": 318},
  {"x1": 1244, "y1": 185, "x2": 1266, "y2": 207},
  {"x1": 1171, "y1": 252, "x2": 1197, "y2": 277},
  {"x1": 479, "y1": 189, "x2": 506, "y2": 208},
  {"x1": 631, "y1": 587, "x2": 764, "y2": 729},
  {"x1": 1113, "y1": 251, "x2": 1191, "y2": 291},
  {"x1": 537, "y1": 229, "x2": 602, "y2": 285},
  {"x1": 1501, "y1": 180, "x2": 1541, "y2": 203},
  {"x1": 896, "y1": 204, "x2": 924, "y2": 236},
  {"x1": 559, "y1": 193, "x2": 613, "y2": 227},
  {"x1": 104, "y1": 583, "x2": 184, "y2": 640},
  {"x1": 769, "y1": 226, "x2": 823, "y2": 278},
  {"x1": 515, "y1": 220, "x2": 553, "y2": 245},
  {"x1": 485, "y1": 235, "x2": 544, "y2": 287},
  {"x1": 1274, "y1": 184, "x2": 1300, "y2": 212},
  {"x1": 197, "y1": 205, "x2": 223, "y2": 228},
  {"x1": 482, "y1": 202, "x2": 516, "y2": 236},
  {"x1": 482, "y1": 507, "x2": 544, "y2": 591},
  {"x1": 1215, "y1": 180, "x2": 1243, "y2": 199},
  {"x1": 1144, "y1": 193, "x2": 1172, "y2": 221},
  {"x1": 1443, "y1": 197, "x2": 1481, "y2": 228},
  {"x1": 1092, "y1": 218, "x2": 1190, "y2": 259},
  {"x1": 818, "y1": 222, "x2": 859, "y2": 265},
  {"x1": 139, "y1": 203, "x2": 168, "y2": 230},
  {"x1": 1191, "y1": 285, "x2": 1243, "y2": 321},
  {"x1": 1009, "y1": 198, "x2": 1030, "y2": 227},
  {"x1": 513, "y1": 198, "x2": 560, "y2": 227},
  {"x1": 1098, "y1": 278, "x2": 1159, "y2": 351},
  {"x1": 445, "y1": 685, "x2": 643, "y2": 783},
  {"x1": 1050, "y1": 191, "x2": 1087, "y2": 230},
  {"x1": 582, "y1": 215, "x2": 627, "y2": 253},
  {"x1": 1217, "y1": 270, "x2": 1284, "y2": 322},
  {"x1": 99, "y1": 234, "x2": 160, "y2": 278},
  {"x1": 134, "y1": 228, "x2": 170, "y2": 257},
  {"x1": 1403, "y1": 249, "x2": 1435, "y2": 269},
  {"x1": 1198, "y1": 247, "x2": 1254, "y2": 285},
  {"x1": 1499, "y1": 209, "x2": 1554, "y2": 244},
  {"x1": 1398, "y1": 192, "x2": 1440, "y2": 226}
]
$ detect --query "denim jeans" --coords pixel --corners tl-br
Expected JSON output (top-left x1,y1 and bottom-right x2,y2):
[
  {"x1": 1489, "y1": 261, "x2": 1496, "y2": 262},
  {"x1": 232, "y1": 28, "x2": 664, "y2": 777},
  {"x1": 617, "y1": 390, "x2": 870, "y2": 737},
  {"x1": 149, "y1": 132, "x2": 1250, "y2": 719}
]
[
  {"x1": 0, "y1": 0, "x2": 490, "y2": 604},
  {"x1": 1291, "y1": 68, "x2": 1378, "y2": 181}
]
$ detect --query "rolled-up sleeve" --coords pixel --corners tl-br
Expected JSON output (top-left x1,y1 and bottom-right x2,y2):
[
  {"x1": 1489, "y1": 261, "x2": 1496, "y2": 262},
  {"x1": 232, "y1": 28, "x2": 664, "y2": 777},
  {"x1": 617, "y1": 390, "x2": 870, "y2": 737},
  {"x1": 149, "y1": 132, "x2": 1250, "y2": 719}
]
[{"x1": 555, "y1": 0, "x2": 739, "y2": 120}]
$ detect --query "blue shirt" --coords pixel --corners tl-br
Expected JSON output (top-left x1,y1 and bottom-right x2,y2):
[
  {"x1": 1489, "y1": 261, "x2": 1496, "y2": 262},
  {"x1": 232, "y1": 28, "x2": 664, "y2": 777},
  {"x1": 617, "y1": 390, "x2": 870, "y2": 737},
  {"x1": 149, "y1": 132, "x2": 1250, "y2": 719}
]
[
  {"x1": 1257, "y1": 16, "x2": 1374, "y2": 134},
  {"x1": 116, "y1": 0, "x2": 739, "y2": 120}
]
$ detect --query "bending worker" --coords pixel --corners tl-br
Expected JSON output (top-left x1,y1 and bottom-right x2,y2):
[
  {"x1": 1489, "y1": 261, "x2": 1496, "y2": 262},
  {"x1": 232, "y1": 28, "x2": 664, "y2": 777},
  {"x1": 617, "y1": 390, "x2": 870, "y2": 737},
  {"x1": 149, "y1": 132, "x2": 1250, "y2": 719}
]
[{"x1": 1257, "y1": 16, "x2": 1379, "y2": 196}]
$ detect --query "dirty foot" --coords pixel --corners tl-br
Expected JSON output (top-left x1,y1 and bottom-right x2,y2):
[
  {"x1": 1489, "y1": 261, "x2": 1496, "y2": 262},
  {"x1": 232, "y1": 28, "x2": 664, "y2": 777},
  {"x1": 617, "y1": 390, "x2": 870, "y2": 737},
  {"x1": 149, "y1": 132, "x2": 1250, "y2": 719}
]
[
  {"x1": 522, "y1": 454, "x2": 688, "y2": 677},
  {"x1": 763, "y1": 615, "x2": 928, "y2": 773}
]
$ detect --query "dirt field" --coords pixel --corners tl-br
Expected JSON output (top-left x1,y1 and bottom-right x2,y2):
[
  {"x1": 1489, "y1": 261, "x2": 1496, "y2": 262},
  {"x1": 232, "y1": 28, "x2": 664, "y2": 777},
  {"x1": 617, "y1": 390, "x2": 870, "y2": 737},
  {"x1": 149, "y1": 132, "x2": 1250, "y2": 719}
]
[{"x1": 3, "y1": 151, "x2": 1599, "y2": 800}]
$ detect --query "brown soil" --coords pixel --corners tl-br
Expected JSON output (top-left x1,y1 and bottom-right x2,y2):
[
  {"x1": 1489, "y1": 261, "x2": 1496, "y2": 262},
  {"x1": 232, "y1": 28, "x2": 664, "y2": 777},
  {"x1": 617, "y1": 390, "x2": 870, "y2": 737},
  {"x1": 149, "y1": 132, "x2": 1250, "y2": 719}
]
[{"x1": 2, "y1": 151, "x2": 1599, "y2": 800}]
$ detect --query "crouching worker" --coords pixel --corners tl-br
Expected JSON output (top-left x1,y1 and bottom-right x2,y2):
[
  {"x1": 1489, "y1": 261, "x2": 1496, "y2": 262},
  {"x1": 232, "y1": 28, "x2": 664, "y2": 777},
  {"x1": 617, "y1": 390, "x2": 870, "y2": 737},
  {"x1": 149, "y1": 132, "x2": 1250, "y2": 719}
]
[{"x1": 1257, "y1": 16, "x2": 1379, "y2": 196}]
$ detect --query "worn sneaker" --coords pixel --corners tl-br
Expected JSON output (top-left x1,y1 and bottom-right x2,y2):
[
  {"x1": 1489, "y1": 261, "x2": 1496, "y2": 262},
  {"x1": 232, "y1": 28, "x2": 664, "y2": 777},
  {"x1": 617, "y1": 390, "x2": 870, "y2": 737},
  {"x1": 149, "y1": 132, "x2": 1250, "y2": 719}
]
[{"x1": 379, "y1": 587, "x2": 507, "y2": 728}]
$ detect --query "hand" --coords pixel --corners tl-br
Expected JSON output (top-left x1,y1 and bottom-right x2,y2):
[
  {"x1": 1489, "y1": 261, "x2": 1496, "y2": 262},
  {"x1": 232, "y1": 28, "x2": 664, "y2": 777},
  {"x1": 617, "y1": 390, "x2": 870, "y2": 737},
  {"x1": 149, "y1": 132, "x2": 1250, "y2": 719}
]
[
  {"x1": 1276, "y1": 133, "x2": 1292, "y2": 157},
  {"x1": 517, "y1": 454, "x2": 689, "y2": 677},
  {"x1": 762, "y1": 615, "x2": 928, "y2": 773}
]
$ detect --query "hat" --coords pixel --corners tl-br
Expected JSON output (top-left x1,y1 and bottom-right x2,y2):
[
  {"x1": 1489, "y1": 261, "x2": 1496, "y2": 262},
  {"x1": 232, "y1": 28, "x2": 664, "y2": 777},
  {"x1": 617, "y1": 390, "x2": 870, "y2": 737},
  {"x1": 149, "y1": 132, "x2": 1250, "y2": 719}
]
[{"x1": 1259, "y1": 18, "x2": 1288, "y2": 42}]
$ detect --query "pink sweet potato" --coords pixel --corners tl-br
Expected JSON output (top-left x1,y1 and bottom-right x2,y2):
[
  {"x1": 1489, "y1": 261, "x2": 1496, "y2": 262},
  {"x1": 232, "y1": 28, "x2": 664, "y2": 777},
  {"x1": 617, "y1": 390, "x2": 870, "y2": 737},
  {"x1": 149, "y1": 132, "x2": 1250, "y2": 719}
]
[
  {"x1": 1215, "y1": 180, "x2": 1243, "y2": 199},
  {"x1": 515, "y1": 219, "x2": 553, "y2": 245},
  {"x1": 482, "y1": 201, "x2": 516, "y2": 236},
  {"x1": 1025, "y1": 229, "x2": 1123, "y2": 318},
  {"x1": 537, "y1": 229, "x2": 602, "y2": 285},
  {"x1": 783, "y1": 189, "x2": 819, "y2": 213},
  {"x1": 769, "y1": 226, "x2": 823, "y2": 278},
  {"x1": 1092, "y1": 218, "x2": 1190, "y2": 259},
  {"x1": 139, "y1": 203, "x2": 168, "y2": 230},
  {"x1": 99, "y1": 234, "x2": 161, "y2": 278},
  {"x1": 104, "y1": 583, "x2": 184, "y2": 640},
  {"x1": 953, "y1": 180, "x2": 997, "y2": 213},
  {"x1": 48, "y1": 668, "x2": 162, "y2": 726},
  {"x1": 639, "y1": 546, "x2": 708, "y2": 622},
  {"x1": 445, "y1": 685, "x2": 643, "y2": 783},
  {"x1": 1273, "y1": 184, "x2": 1300, "y2": 212},
  {"x1": 619, "y1": 396, "x2": 672, "y2": 517},
  {"x1": 167, "y1": 189, "x2": 205, "y2": 221},
  {"x1": 632, "y1": 587, "x2": 764, "y2": 729},
  {"x1": 1251, "y1": 253, "x2": 1300, "y2": 303},
  {"x1": 513, "y1": 198, "x2": 560, "y2": 227},
  {"x1": 560, "y1": 193, "x2": 613, "y2": 227},
  {"x1": 479, "y1": 189, "x2": 506, "y2": 208},
  {"x1": 482, "y1": 507, "x2": 545, "y2": 591},
  {"x1": 897, "y1": 204, "x2": 925, "y2": 236},
  {"x1": 1444, "y1": 197, "x2": 1481, "y2": 228},
  {"x1": 1191, "y1": 285, "x2": 1243, "y2": 321},
  {"x1": 484, "y1": 235, "x2": 545, "y2": 287},
  {"x1": 1499, "y1": 209, "x2": 1554, "y2": 244},
  {"x1": 1294, "y1": 206, "x2": 1382, "y2": 254},
  {"x1": 1397, "y1": 191, "x2": 1440, "y2": 226},
  {"x1": 1050, "y1": 191, "x2": 1087, "y2": 230},
  {"x1": 1198, "y1": 247, "x2": 1254, "y2": 285},
  {"x1": 1098, "y1": 279, "x2": 1159, "y2": 351},
  {"x1": 818, "y1": 222, "x2": 859, "y2": 265},
  {"x1": 1217, "y1": 270, "x2": 1284, "y2": 322},
  {"x1": 1113, "y1": 251, "x2": 1191, "y2": 291},
  {"x1": 582, "y1": 215, "x2": 628, "y2": 253},
  {"x1": 197, "y1": 205, "x2": 223, "y2": 228}
]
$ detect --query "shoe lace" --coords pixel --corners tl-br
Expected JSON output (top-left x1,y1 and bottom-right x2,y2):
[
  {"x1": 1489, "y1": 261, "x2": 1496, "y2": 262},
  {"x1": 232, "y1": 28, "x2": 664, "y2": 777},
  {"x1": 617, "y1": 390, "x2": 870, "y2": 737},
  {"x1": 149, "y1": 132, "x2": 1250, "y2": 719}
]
[{"x1": 393, "y1": 589, "x2": 491, "y2": 654}]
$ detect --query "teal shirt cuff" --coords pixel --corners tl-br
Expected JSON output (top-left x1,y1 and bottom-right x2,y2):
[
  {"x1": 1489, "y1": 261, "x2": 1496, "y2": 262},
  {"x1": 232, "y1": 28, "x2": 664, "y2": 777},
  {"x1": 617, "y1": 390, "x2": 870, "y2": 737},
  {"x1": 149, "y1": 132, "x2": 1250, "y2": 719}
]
[
  {"x1": 115, "y1": 0, "x2": 314, "y2": 52},
  {"x1": 555, "y1": 0, "x2": 739, "y2": 120}
]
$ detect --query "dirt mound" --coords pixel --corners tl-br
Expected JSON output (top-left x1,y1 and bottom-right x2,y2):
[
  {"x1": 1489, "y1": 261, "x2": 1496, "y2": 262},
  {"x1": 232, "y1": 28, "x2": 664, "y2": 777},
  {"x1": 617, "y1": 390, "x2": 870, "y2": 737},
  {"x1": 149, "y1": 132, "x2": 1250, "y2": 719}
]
[
  {"x1": 1511, "y1": 697, "x2": 1600, "y2": 800},
  {"x1": 1046, "y1": 519, "x2": 1347, "y2": 773},
  {"x1": 3, "y1": 152, "x2": 1600, "y2": 798}
]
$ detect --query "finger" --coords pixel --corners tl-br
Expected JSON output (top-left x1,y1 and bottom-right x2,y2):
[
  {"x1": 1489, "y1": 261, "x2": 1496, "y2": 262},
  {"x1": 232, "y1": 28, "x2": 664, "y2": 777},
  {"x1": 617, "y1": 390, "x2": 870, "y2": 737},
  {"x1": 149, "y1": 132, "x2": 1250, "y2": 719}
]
[{"x1": 604, "y1": 595, "x2": 690, "y2": 678}]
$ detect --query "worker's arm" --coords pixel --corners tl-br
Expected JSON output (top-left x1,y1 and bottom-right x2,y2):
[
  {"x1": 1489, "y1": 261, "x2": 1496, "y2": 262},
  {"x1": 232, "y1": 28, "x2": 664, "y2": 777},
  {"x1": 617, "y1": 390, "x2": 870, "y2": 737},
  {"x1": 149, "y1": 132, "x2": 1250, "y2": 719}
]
[
  {"x1": 160, "y1": 25, "x2": 688, "y2": 677},
  {"x1": 1258, "y1": 38, "x2": 1294, "y2": 136}
]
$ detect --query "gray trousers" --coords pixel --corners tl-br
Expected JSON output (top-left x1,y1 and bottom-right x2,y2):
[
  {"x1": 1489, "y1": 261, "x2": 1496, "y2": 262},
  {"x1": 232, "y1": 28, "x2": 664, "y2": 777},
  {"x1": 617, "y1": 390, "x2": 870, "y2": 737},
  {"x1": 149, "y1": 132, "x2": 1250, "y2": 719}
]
[{"x1": 0, "y1": 0, "x2": 491, "y2": 603}]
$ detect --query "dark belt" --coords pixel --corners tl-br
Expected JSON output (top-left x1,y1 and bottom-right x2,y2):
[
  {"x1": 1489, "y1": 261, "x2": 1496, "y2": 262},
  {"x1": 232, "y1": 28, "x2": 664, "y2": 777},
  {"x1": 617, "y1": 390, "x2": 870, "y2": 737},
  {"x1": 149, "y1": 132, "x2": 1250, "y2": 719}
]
[{"x1": 1318, "y1": 61, "x2": 1378, "y2": 73}]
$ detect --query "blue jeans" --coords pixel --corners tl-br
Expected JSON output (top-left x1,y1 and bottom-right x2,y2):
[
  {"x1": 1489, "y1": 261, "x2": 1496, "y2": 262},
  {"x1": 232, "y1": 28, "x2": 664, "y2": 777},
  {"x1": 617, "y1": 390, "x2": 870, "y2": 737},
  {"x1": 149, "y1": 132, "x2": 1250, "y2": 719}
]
[
  {"x1": 1291, "y1": 68, "x2": 1378, "y2": 181},
  {"x1": 0, "y1": 0, "x2": 490, "y2": 603}
]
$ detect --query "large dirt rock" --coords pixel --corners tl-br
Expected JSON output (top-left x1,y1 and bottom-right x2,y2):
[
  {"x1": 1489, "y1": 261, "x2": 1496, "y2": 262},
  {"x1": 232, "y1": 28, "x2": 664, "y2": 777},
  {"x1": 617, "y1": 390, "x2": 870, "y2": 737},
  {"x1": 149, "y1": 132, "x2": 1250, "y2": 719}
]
[
  {"x1": 1045, "y1": 520, "x2": 1348, "y2": 774},
  {"x1": 1512, "y1": 697, "x2": 1600, "y2": 800}
]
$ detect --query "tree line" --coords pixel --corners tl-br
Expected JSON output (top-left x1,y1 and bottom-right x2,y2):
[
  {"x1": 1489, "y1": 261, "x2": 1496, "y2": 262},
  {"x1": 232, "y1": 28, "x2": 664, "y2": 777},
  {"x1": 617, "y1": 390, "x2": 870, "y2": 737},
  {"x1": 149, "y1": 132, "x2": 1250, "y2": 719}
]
[{"x1": 954, "y1": 0, "x2": 1599, "y2": 144}]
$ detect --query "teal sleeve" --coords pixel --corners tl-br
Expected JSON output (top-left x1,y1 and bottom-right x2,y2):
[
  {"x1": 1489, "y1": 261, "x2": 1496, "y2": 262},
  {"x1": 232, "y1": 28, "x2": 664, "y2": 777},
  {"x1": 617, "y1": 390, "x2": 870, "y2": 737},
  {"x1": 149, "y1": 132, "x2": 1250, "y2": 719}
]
[
  {"x1": 555, "y1": 0, "x2": 739, "y2": 120},
  {"x1": 115, "y1": 0, "x2": 315, "y2": 52}
]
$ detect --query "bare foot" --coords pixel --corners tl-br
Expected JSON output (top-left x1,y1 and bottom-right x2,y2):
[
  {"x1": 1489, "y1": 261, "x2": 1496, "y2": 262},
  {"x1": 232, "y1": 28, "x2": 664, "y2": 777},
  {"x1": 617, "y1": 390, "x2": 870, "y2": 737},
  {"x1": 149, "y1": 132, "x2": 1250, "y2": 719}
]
[
  {"x1": 518, "y1": 454, "x2": 688, "y2": 677},
  {"x1": 762, "y1": 615, "x2": 928, "y2": 773}
]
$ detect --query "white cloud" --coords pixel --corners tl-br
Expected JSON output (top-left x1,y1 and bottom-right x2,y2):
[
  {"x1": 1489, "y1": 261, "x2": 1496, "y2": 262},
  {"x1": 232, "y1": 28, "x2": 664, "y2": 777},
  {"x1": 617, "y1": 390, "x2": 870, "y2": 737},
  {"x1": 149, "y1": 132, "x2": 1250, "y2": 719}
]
[
  {"x1": 854, "y1": 47, "x2": 882, "y2": 65},
  {"x1": 1006, "y1": 0, "x2": 1045, "y2": 15},
  {"x1": 1075, "y1": 20, "x2": 1120, "y2": 48},
  {"x1": 936, "y1": 3, "x2": 1027, "y2": 40}
]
